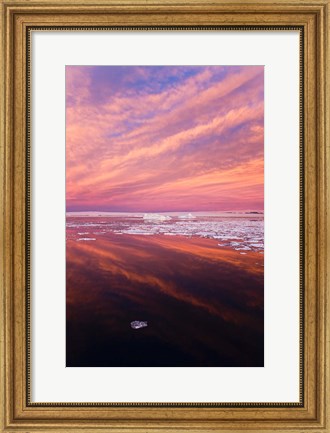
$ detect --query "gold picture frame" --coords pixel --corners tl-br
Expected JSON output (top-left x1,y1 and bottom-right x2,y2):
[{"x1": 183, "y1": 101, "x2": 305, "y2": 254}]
[{"x1": 0, "y1": 0, "x2": 329, "y2": 431}]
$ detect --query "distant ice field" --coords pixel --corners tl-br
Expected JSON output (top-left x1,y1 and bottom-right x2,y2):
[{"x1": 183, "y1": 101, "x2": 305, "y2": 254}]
[{"x1": 66, "y1": 212, "x2": 264, "y2": 253}]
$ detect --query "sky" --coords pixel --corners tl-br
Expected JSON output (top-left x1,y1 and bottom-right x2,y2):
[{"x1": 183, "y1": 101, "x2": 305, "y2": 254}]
[{"x1": 66, "y1": 65, "x2": 264, "y2": 212}]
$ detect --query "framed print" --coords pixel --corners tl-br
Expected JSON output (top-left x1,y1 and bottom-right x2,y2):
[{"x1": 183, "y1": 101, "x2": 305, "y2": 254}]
[
  {"x1": 65, "y1": 64, "x2": 265, "y2": 369},
  {"x1": 0, "y1": 0, "x2": 329, "y2": 432}
]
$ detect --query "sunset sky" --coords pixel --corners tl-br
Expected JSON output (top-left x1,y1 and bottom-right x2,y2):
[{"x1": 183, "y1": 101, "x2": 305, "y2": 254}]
[{"x1": 66, "y1": 65, "x2": 264, "y2": 212}]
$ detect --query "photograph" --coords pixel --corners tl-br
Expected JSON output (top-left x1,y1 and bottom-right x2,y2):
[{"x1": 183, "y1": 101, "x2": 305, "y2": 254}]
[{"x1": 65, "y1": 65, "x2": 265, "y2": 367}]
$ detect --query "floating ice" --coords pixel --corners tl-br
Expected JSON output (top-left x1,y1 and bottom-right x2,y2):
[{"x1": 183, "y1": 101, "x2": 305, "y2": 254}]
[
  {"x1": 67, "y1": 214, "x2": 264, "y2": 252},
  {"x1": 143, "y1": 213, "x2": 172, "y2": 222},
  {"x1": 131, "y1": 320, "x2": 148, "y2": 329},
  {"x1": 178, "y1": 213, "x2": 196, "y2": 219}
]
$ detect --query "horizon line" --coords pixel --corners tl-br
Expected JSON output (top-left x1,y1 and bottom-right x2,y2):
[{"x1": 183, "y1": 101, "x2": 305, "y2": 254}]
[{"x1": 66, "y1": 210, "x2": 264, "y2": 213}]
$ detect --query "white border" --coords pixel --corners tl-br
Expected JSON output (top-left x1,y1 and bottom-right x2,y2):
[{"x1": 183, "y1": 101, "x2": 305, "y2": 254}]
[{"x1": 31, "y1": 30, "x2": 300, "y2": 402}]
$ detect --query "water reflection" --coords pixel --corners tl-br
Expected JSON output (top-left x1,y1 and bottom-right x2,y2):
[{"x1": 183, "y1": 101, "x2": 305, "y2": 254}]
[{"x1": 66, "y1": 233, "x2": 263, "y2": 367}]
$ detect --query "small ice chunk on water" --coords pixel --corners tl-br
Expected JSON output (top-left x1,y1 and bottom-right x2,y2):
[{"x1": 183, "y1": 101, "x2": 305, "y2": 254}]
[
  {"x1": 77, "y1": 237, "x2": 96, "y2": 241},
  {"x1": 131, "y1": 320, "x2": 148, "y2": 329}
]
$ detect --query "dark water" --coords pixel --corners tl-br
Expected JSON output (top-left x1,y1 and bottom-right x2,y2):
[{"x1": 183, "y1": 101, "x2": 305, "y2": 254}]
[{"x1": 66, "y1": 231, "x2": 264, "y2": 367}]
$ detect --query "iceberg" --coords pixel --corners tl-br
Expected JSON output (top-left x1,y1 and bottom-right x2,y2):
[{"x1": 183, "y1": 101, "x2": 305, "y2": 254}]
[
  {"x1": 67, "y1": 212, "x2": 264, "y2": 252},
  {"x1": 178, "y1": 213, "x2": 196, "y2": 219},
  {"x1": 131, "y1": 320, "x2": 148, "y2": 329},
  {"x1": 143, "y1": 213, "x2": 171, "y2": 222}
]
